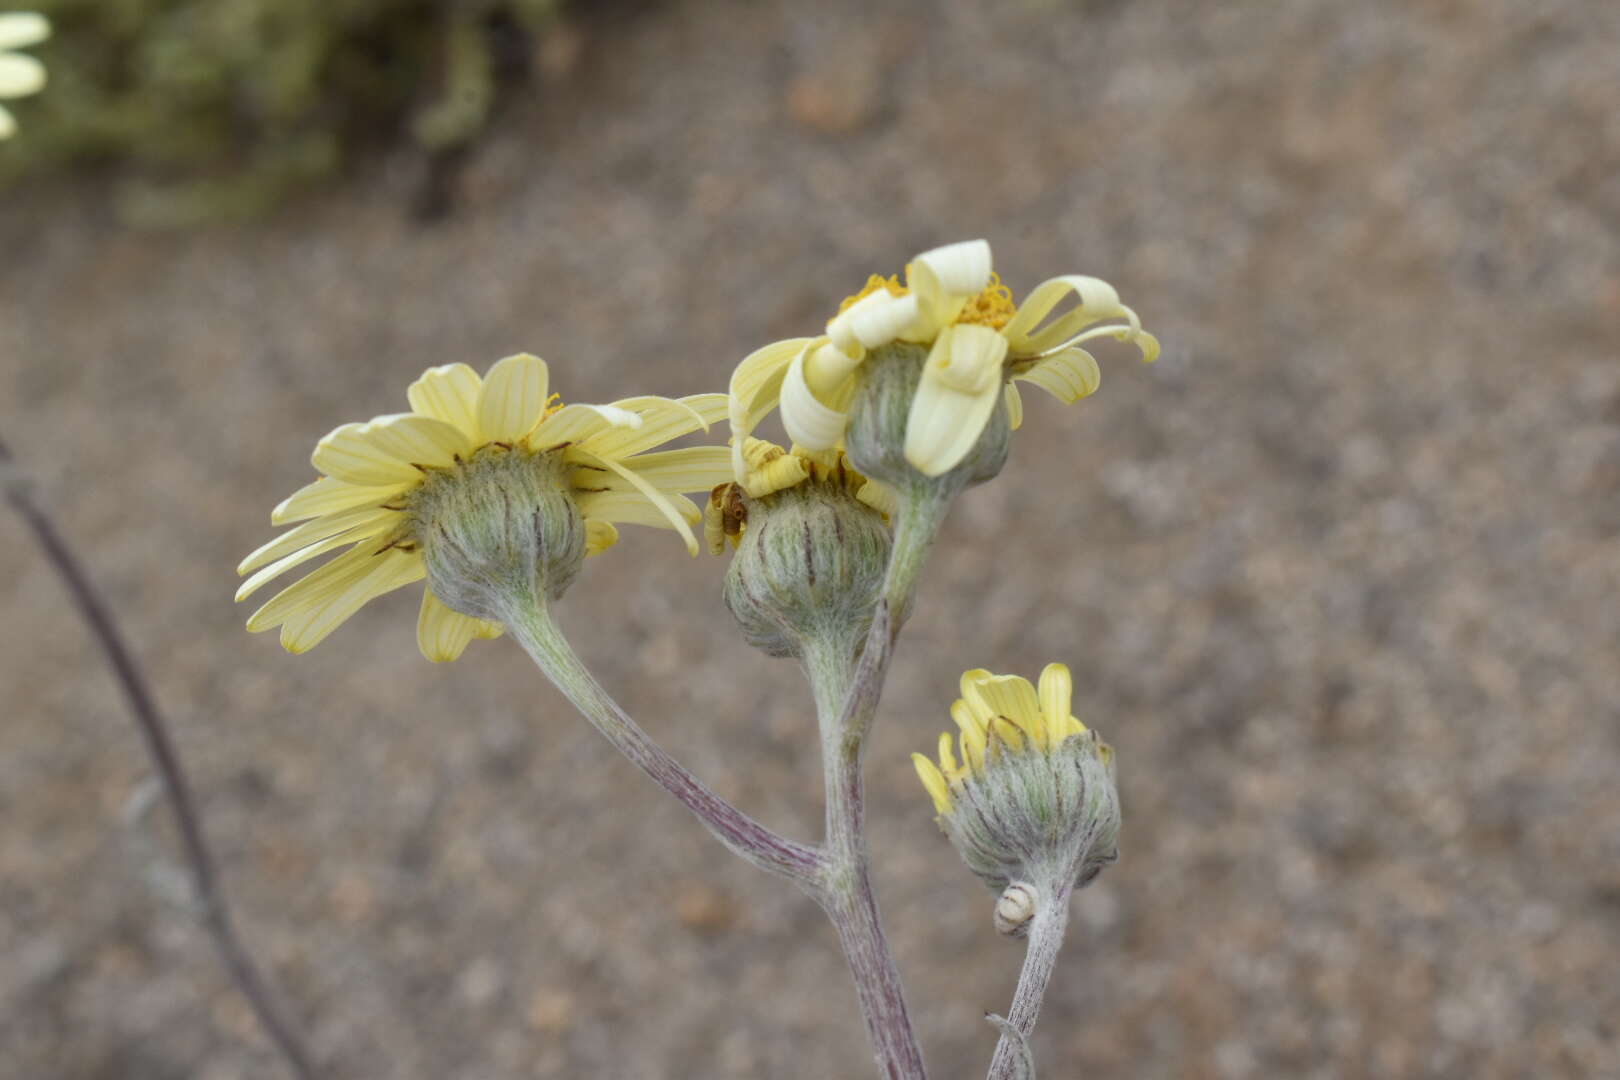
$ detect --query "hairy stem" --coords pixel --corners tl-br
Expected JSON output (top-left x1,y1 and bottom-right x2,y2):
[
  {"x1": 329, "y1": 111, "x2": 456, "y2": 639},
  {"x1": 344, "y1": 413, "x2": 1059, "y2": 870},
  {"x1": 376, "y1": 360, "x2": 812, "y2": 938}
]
[
  {"x1": 501, "y1": 594, "x2": 822, "y2": 890},
  {"x1": 882, "y1": 486, "x2": 953, "y2": 632},
  {"x1": 1, "y1": 436, "x2": 318, "y2": 1080},
  {"x1": 803, "y1": 626, "x2": 927, "y2": 1080},
  {"x1": 987, "y1": 883, "x2": 1074, "y2": 1080}
]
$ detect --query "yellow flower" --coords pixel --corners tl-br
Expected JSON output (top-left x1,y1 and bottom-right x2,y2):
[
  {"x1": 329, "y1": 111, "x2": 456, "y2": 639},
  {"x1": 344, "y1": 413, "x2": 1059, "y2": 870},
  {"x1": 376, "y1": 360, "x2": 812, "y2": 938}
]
[
  {"x1": 238, "y1": 354, "x2": 731, "y2": 660},
  {"x1": 911, "y1": 663, "x2": 1096, "y2": 816},
  {"x1": 728, "y1": 240, "x2": 1158, "y2": 478},
  {"x1": 702, "y1": 437, "x2": 894, "y2": 554},
  {"x1": 0, "y1": 12, "x2": 48, "y2": 139}
]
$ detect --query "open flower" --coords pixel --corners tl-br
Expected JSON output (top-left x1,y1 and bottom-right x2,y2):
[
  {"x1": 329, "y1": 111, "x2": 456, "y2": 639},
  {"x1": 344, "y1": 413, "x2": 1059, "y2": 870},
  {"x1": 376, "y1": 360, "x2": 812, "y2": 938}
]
[
  {"x1": 729, "y1": 240, "x2": 1158, "y2": 478},
  {"x1": 238, "y1": 354, "x2": 730, "y2": 659},
  {"x1": 0, "y1": 12, "x2": 48, "y2": 139}
]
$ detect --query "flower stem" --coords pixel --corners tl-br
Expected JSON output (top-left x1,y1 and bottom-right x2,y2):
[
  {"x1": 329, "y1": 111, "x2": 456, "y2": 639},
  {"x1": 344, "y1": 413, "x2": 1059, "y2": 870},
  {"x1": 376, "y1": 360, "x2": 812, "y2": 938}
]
[
  {"x1": 501, "y1": 594, "x2": 822, "y2": 890},
  {"x1": 986, "y1": 882, "x2": 1074, "y2": 1080},
  {"x1": 1, "y1": 436, "x2": 318, "y2": 1080},
  {"x1": 803, "y1": 625, "x2": 928, "y2": 1080},
  {"x1": 883, "y1": 485, "x2": 953, "y2": 633}
]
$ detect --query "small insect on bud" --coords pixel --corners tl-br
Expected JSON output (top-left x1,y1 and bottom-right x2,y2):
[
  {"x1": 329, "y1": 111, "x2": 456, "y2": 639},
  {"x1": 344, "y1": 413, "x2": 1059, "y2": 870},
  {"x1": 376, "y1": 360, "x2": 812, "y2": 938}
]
[
  {"x1": 712, "y1": 442, "x2": 892, "y2": 659},
  {"x1": 993, "y1": 882, "x2": 1039, "y2": 939},
  {"x1": 912, "y1": 663, "x2": 1120, "y2": 925}
]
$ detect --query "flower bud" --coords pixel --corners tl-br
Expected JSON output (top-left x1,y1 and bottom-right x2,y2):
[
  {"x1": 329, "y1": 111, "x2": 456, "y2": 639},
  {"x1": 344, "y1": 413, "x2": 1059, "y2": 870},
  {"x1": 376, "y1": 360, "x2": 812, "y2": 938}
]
[
  {"x1": 844, "y1": 342, "x2": 1010, "y2": 494},
  {"x1": 715, "y1": 445, "x2": 892, "y2": 658},
  {"x1": 411, "y1": 445, "x2": 590, "y2": 619},
  {"x1": 912, "y1": 664, "x2": 1120, "y2": 921}
]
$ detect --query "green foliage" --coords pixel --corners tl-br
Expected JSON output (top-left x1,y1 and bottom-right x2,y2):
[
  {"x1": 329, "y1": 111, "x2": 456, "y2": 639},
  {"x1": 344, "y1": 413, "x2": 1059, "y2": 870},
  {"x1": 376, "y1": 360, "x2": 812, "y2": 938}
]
[{"x1": 4, "y1": 0, "x2": 562, "y2": 224}]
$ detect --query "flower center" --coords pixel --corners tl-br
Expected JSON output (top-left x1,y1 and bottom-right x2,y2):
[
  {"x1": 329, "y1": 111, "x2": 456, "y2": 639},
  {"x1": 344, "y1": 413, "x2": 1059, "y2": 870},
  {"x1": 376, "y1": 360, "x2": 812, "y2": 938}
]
[
  {"x1": 951, "y1": 273, "x2": 1017, "y2": 330},
  {"x1": 837, "y1": 273, "x2": 907, "y2": 313}
]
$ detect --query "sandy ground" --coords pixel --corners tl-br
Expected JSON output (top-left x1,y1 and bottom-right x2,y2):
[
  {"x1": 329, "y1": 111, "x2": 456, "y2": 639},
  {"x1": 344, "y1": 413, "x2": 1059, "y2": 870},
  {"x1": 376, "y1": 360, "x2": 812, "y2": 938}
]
[{"x1": 3, "y1": 1, "x2": 1618, "y2": 1077}]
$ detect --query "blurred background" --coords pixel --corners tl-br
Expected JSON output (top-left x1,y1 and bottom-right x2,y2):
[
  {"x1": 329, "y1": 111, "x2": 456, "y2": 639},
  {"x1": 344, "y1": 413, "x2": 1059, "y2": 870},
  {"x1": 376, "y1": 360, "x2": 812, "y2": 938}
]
[{"x1": 2, "y1": 0, "x2": 1617, "y2": 1077}]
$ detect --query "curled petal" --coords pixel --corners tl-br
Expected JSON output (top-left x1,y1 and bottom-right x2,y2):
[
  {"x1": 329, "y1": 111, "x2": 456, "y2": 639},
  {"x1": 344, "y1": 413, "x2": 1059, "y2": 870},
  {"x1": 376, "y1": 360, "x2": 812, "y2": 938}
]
[
  {"x1": 1013, "y1": 347, "x2": 1101, "y2": 404},
  {"x1": 781, "y1": 344, "x2": 852, "y2": 450},
  {"x1": 907, "y1": 240, "x2": 992, "y2": 333},
  {"x1": 729, "y1": 338, "x2": 810, "y2": 437},
  {"x1": 1004, "y1": 381, "x2": 1024, "y2": 431},
  {"x1": 1002, "y1": 274, "x2": 1133, "y2": 356},
  {"x1": 902, "y1": 326, "x2": 1008, "y2": 477},
  {"x1": 828, "y1": 290, "x2": 918, "y2": 353},
  {"x1": 584, "y1": 518, "x2": 619, "y2": 556}
]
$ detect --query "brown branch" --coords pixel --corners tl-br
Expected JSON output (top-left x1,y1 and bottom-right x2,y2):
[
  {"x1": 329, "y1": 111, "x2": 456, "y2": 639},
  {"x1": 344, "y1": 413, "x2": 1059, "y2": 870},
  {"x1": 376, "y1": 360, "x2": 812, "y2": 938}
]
[{"x1": 1, "y1": 434, "x2": 318, "y2": 1079}]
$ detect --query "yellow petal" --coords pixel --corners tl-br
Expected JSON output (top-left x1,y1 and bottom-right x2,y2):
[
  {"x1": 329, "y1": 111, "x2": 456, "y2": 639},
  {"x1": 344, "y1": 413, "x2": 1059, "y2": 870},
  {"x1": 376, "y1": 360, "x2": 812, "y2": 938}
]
[
  {"x1": 951, "y1": 698, "x2": 989, "y2": 774},
  {"x1": 477, "y1": 353, "x2": 551, "y2": 443},
  {"x1": 903, "y1": 326, "x2": 1008, "y2": 477},
  {"x1": 781, "y1": 345, "x2": 852, "y2": 450},
  {"x1": 236, "y1": 514, "x2": 396, "y2": 601},
  {"x1": 730, "y1": 338, "x2": 811, "y2": 437},
  {"x1": 1014, "y1": 347, "x2": 1101, "y2": 404},
  {"x1": 584, "y1": 518, "x2": 619, "y2": 555},
  {"x1": 417, "y1": 589, "x2": 480, "y2": 662},
  {"x1": 245, "y1": 546, "x2": 371, "y2": 632},
  {"x1": 1003, "y1": 381, "x2": 1024, "y2": 431},
  {"x1": 1039, "y1": 663, "x2": 1082, "y2": 737},
  {"x1": 312, "y1": 414, "x2": 471, "y2": 485},
  {"x1": 574, "y1": 445, "x2": 734, "y2": 496},
  {"x1": 990, "y1": 716, "x2": 1025, "y2": 754},
  {"x1": 937, "y1": 731, "x2": 959, "y2": 778},
  {"x1": 278, "y1": 551, "x2": 425, "y2": 653},
  {"x1": 473, "y1": 619, "x2": 505, "y2": 640},
  {"x1": 965, "y1": 672, "x2": 1044, "y2": 746},
  {"x1": 571, "y1": 448, "x2": 701, "y2": 555},
  {"x1": 906, "y1": 240, "x2": 991, "y2": 334},
  {"x1": 827, "y1": 290, "x2": 918, "y2": 353},
  {"x1": 530, "y1": 402, "x2": 641, "y2": 449},
  {"x1": 912, "y1": 753, "x2": 953, "y2": 816},
  {"x1": 1002, "y1": 275, "x2": 1134, "y2": 356},
  {"x1": 575, "y1": 491, "x2": 700, "y2": 530},
  {"x1": 271, "y1": 475, "x2": 408, "y2": 525},
  {"x1": 582, "y1": 394, "x2": 727, "y2": 458},
  {"x1": 407, "y1": 363, "x2": 483, "y2": 441},
  {"x1": 0, "y1": 104, "x2": 15, "y2": 140},
  {"x1": 738, "y1": 438, "x2": 810, "y2": 498},
  {"x1": 238, "y1": 504, "x2": 396, "y2": 575}
]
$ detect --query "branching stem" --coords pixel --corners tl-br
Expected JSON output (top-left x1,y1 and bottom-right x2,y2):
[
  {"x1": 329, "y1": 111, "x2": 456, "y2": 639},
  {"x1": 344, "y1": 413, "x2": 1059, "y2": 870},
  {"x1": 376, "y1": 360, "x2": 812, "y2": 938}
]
[{"x1": 501, "y1": 595, "x2": 823, "y2": 890}]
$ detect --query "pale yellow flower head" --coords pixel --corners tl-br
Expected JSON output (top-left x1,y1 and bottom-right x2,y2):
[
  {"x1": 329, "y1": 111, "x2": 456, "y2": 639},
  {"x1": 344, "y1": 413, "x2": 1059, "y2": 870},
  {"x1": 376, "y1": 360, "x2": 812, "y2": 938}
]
[
  {"x1": 728, "y1": 240, "x2": 1159, "y2": 479},
  {"x1": 238, "y1": 354, "x2": 731, "y2": 660},
  {"x1": 912, "y1": 663, "x2": 1097, "y2": 816},
  {"x1": 0, "y1": 12, "x2": 49, "y2": 139}
]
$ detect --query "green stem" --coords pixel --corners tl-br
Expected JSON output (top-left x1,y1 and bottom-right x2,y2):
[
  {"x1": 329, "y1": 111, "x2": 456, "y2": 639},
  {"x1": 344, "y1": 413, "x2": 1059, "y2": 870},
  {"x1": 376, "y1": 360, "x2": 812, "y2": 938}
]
[
  {"x1": 986, "y1": 883, "x2": 1074, "y2": 1080},
  {"x1": 501, "y1": 595, "x2": 822, "y2": 890},
  {"x1": 883, "y1": 485, "x2": 954, "y2": 632},
  {"x1": 803, "y1": 627, "x2": 928, "y2": 1080}
]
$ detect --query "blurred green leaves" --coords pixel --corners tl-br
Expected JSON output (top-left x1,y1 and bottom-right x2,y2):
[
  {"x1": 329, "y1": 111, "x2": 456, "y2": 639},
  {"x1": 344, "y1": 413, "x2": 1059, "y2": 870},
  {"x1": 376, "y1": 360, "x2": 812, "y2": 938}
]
[{"x1": 4, "y1": 0, "x2": 562, "y2": 225}]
